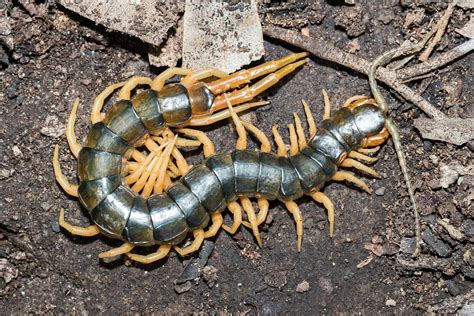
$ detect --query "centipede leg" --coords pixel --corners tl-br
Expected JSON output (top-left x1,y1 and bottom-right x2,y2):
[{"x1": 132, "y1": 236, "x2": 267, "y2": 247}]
[
  {"x1": 242, "y1": 198, "x2": 269, "y2": 227},
  {"x1": 126, "y1": 244, "x2": 172, "y2": 264},
  {"x1": 332, "y1": 171, "x2": 372, "y2": 194},
  {"x1": 240, "y1": 197, "x2": 262, "y2": 247},
  {"x1": 357, "y1": 146, "x2": 381, "y2": 155},
  {"x1": 207, "y1": 52, "x2": 308, "y2": 95},
  {"x1": 284, "y1": 201, "x2": 304, "y2": 252},
  {"x1": 301, "y1": 99, "x2": 317, "y2": 138},
  {"x1": 288, "y1": 124, "x2": 299, "y2": 155},
  {"x1": 309, "y1": 191, "x2": 335, "y2": 237},
  {"x1": 98, "y1": 243, "x2": 135, "y2": 259},
  {"x1": 188, "y1": 101, "x2": 269, "y2": 126},
  {"x1": 293, "y1": 112, "x2": 307, "y2": 150},
  {"x1": 321, "y1": 89, "x2": 331, "y2": 120},
  {"x1": 361, "y1": 129, "x2": 390, "y2": 148},
  {"x1": 176, "y1": 128, "x2": 216, "y2": 158},
  {"x1": 174, "y1": 228, "x2": 205, "y2": 256},
  {"x1": 226, "y1": 94, "x2": 248, "y2": 150},
  {"x1": 204, "y1": 213, "x2": 224, "y2": 238},
  {"x1": 59, "y1": 208, "x2": 100, "y2": 236},
  {"x1": 180, "y1": 68, "x2": 228, "y2": 87},
  {"x1": 53, "y1": 145, "x2": 79, "y2": 197},
  {"x1": 150, "y1": 67, "x2": 193, "y2": 91},
  {"x1": 340, "y1": 158, "x2": 381, "y2": 178},
  {"x1": 211, "y1": 59, "x2": 307, "y2": 111},
  {"x1": 118, "y1": 76, "x2": 152, "y2": 100},
  {"x1": 91, "y1": 81, "x2": 127, "y2": 123},
  {"x1": 272, "y1": 125, "x2": 288, "y2": 157},
  {"x1": 342, "y1": 95, "x2": 370, "y2": 108},
  {"x1": 222, "y1": 201, "x2": 243, "y2": 234},
  {"x1": 348, "y1": 151, "x2": 378, "y2": 163},
  {"x1": 66, "y1": 97, "x2": 82, "y2": 158}
]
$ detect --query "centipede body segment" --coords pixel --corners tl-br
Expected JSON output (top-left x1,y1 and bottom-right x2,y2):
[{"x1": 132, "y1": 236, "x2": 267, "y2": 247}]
[{"x1": 53, "y1": 53, "x2": 391, "y2": 264}]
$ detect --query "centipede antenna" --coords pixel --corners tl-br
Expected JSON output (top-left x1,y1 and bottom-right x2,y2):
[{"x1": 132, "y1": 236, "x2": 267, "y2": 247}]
[{"x1": 367, "y1": 30, "x2": 438, "y2": 258}]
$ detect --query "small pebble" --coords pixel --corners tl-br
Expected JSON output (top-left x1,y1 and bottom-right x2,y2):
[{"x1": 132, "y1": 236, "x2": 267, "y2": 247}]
[
  {"x1": 12, "y1": 146, "x2": 22, "y2": 157},
  {"x1": 375, "y1": 187, "x2": 386, "y2": 196},
  {"x1": 385, "y1": 299, "x2": 396, "y2": 307},
  {"x1": 399, "y1": 237, "x2": 416, "y2": 254},
  {"x1": 51, "y1": 221, "x2": 61, "y2": 233},
  {"x1": 296, "y1": 280, "x2": 310, "y2": 293},
  {"x1": 174, "y1": 281, "x2": 192, "y2": 294}
]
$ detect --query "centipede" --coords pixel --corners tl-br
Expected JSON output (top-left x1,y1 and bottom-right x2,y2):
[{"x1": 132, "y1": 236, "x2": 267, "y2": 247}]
[{"x1": 53, "y1": 51, "x2": 418, "y2": 264}]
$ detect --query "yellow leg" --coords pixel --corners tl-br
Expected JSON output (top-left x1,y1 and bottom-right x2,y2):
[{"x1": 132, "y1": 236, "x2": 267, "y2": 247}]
[
  {"x1": 242, "y1": 197, "x2": 269, "y2": 227},
  {"x1": 240, "y1": 197, "x2": 262, "y2": 247},
  {"x1": 302, "y1": 99, "x2": 317, "y2": 138},
  {"x1": 53, "y1": 145, "x2": 79, "y2": 197},
  {"x1": 332, "y1": 171, "x2": 372, "y2": 194},
  {"x1": 176, "y1": 128, "x2": 215, "y2": 158},
  {"x1": 284, "y1": 201, "x2": 304, "y2": 252},
  {"x1": 98, "y1": 243, "x2": 135, "y2": 258},
  {"x1": 151, "y1": 137, "x2": 177, "y2": 194},
  {"x1": 342, "y1": 95, "x2": 369, "y2": 108},
  {"x1": 150, "y1": 67, "x2": 193, "y2": 91},
  {"x1": 188, "y1": 101, "x2": 269, "y2": 126},
  {"x1": 180, "y1": 68, "x2": 228, "y2": 87},
  {"x1": 59, "y1": 208, "x2": 100, "y2": 236},
  {"x1": 226, "y1": 94, "x2": 248, "y2": 150},
  {"x1": 204, "y1": 212, "x2": 224, "y2": 238},
  {"x1": 288, "y1": 124, "x2": 299, "y2": 156},
  {"x1": 66, "y1": 98, "x2": 82, "y2": 158},
  {"x1": 131, "y1": 155, "x2": 160, "y2": 193},
  {"x1": 211, "y1": 59, "x2": 307, "y2": 112},
  {"x1": 207, "y1": 52, "x2": 308, "y2": 95},
  {"x1": 91, "y1": 81, "x2": 126, "y2": 123},
  {"x1": 340, "y1": 158, "x2": 381, "y2": 178},
  {"x1": 358, "y1": 146, "x2": 381, "y2": 155},
  {"x1": 272, "y1": 125, "x2": 288, "y2": 157},
  {"x1": 348, "y1": 151, "x2": 378, "y2": 162},
  {"x1": 309, "y1": 191, "x2": 335, "y2": 237},
  {"x1": 174, "y1": 228, "x2": 205, "y2": 256},
  {"x1": 241, "y1": 121, "x2": 271, "y2": 153},
  {"x1": 322, "y1": 89, "x2": 331, "y2": 120},
  {"x1": 118, "y1": 76, "x2": 152, "y2": 100},
  {"x1": 125, "y1": 151, "x2": 157, "y2": 186},
  {"x1": 293, "y1": 112, "x2": 307, "y2": 150},
  {"x1": 222, "y1": 201, "x2": 243, "y2": 234},
  {"x1": 126, "y1": 244, "x2": 172, "y2": 264},
  {"x1": 361, "y1": 129, "x2": 390, "y2": 147}
]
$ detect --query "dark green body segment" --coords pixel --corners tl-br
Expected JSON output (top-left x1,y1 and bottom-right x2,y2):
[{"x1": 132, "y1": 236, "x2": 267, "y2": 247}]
[
  {"x1": 103, "y1": 100, "x2": 147, "y2": 145},
  {"x1": 78, "y1": 174, "x2": 121, "y2": 211},
  {"x1": 205, "y1": 153, "x2": 236, "y2": 201},
  {"x1": 182, "y1": 164, "x2": 226, "y2": 213},
  {"x1": 232, "y1": 150, "x2": 260, "y2": 197},
  {"x1": 131, "y1": 90, "x2": 165, "y2": 133},
  {"x1": 148, "y1": 194, "x2": 189, "y2": 244},
  {"x1": 278, "y1": 156, "x2": 304, "y2": 200},
  {"x1": 122, "y1": 196, "x2": 154, "y2": 246},
  {"x1": 256, "y1": 152, "x2": 281, "y2": 200},
  {"x1": 90, "y1": 185, "x2": 135, "y2": 238},
  {"x1": 167, "y1": 182, "x2": 210, "y2": 229},
  {"x1": 86, "y1": 123, "x2": 130, "y2": 155},
  {"x1": 77, "y1": 147, "x2": 122, "y2": 182}
]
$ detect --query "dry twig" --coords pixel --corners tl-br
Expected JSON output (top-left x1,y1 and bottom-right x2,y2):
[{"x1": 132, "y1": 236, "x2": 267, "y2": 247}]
[
  {"x1": 262, "y1": 25, "x2": 447, "y2": 120},
  {"x1": 419, "y1": 0, "x2": 458, "y2": 61}
]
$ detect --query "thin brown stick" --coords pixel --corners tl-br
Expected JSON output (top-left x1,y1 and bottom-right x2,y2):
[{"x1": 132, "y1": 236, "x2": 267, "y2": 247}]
[
  {"x1": 262, "y1": 25, "x2": 447, "y2": 120},
  {"x1": 398, "y1": 39, "x2": 474, "y2": 81},
  {"x1": 419, "y1": 0, "x2": 458, "y2": 62}
]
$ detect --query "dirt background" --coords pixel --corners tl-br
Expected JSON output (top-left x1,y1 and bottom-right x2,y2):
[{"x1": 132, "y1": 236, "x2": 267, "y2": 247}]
[{"x1": 1, "y1": 0, "x2": 473, "y2": 314}]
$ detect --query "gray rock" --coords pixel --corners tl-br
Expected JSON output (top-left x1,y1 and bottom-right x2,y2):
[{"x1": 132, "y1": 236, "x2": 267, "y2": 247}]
[
  {"x1": 375, "y1": 187, "x2": 386, "y2": 196},
  {"x1": 422, "y1": 228, "x2": 452, "y2": 257},
  {"x1": 399, "y1": 237, "x2": 416, "y2": 254}
]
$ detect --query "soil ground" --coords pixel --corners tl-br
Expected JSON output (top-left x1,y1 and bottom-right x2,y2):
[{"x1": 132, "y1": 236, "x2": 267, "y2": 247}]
[{"x1": 1, "y1": 1, "x2": 472, "y2": 314}]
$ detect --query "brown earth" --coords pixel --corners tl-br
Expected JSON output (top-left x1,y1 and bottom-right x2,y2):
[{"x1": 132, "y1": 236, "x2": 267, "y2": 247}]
[{"x1": 1, "y1": 1, "x2": 472, "y2": 314}]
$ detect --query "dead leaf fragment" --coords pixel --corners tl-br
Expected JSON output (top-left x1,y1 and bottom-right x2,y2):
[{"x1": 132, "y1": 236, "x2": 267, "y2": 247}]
[{"x1": 414, "y1": 118, "x2": 474, "y2": 146}]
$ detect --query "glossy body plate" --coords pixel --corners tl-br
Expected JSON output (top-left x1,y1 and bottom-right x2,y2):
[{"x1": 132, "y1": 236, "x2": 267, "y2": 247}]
[
  {"x1": 205, "y1": 153, "x2": 237, "y2": 201},
  {"x1": 148, "y1": 194, "x2": 189, "y2": 244},
  {"x1": 86, "y1": 122, "x2": 130, "y2": 155},
  {"x1": 103, "y1": 100, "x2": 147, "y2": 145},
  {"x1": 182, "y1": 164, "x2": 226, "y2": 213},
  {"x1": 157, "y1": 84, "x2": 192, "y2": 126},
  {"x1": 77, "y1": 147, "x2": 122, "y2": 181},
  {"x1": 167, "y1": 182, "x2": 210, "y2": 229},
  {"x1": 278, "y1": 156, "x2": 304, "y2": 201},
  {"x1": 256, "y1": 152, "x2": 281, "y2": 200},
  {"x1": 122, "y1": 196, "x2": 154, "y2": 245},
  {"x1": 232, "y1": 150, "x2": 260, "y2": 197},
  {"x1": 78, "y1": 174, "x2": 121, "y2": 211},
  {"x1": 131, "y1": 90, "x2": 165, "y2": 133}
]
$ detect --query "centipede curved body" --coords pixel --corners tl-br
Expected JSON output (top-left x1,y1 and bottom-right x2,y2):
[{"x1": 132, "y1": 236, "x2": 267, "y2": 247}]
[{"x1": 78, "y1": 95, "x2": 385, "y2": 246}]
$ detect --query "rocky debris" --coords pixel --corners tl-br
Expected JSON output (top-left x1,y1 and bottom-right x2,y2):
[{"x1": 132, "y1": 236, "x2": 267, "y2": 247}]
[
  {"x1": 414, "y1": 118, "x2": 474, "y2": 146},
  {"x1": 422, "y1": 227, "x2": 452, "y2": 257},
  {"x1": 201, "y1": 265, "x2": 218, "y2": 288},
  {"x1": 296, "y1": 280, "x2": 310, "y2": 293},
  {"x1": 176, "y1": 240, "x2": 215, "y2": 285},
  {"x1": 385, "y1": 298, "x2": 396, "y2": 307},
  {"x1": 318, "y1": 277, "x2": 334, "y2": 294},
  {"x1": 400, "y1": 237, "x2": 417, "y2": 254},
  {"x1": 174, "y1": 281, "x2": 192, "y2": 294}
]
